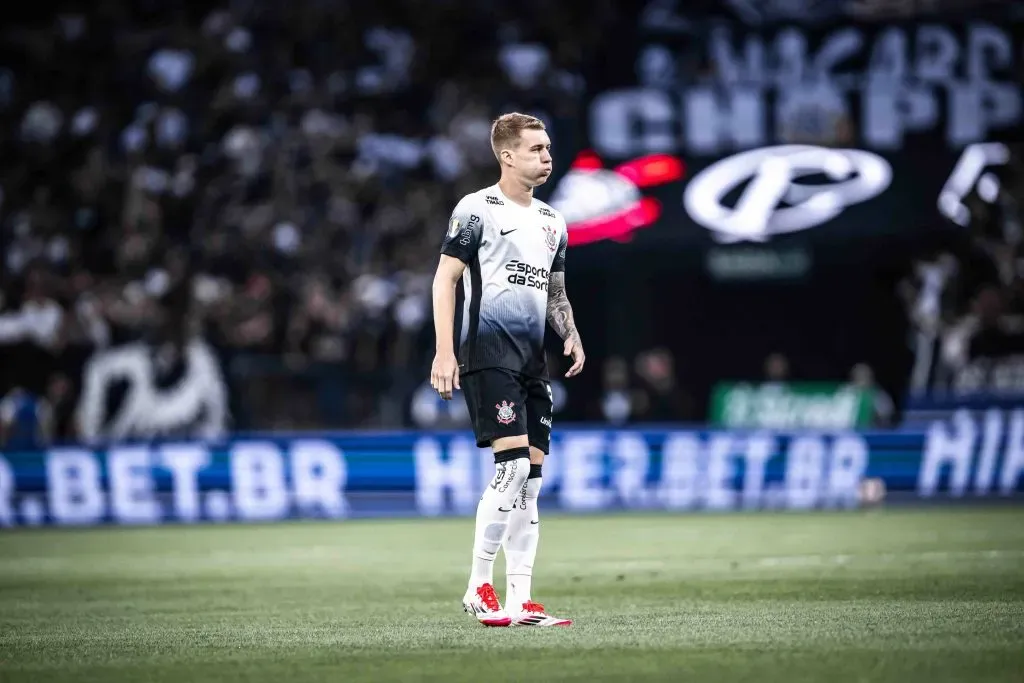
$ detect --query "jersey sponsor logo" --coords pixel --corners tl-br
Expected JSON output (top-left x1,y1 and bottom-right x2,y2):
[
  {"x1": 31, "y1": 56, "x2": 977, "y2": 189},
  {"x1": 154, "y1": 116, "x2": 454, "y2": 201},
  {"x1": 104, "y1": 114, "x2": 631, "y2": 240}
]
[
  {"x1": 683, "y1": 145, "x2": 892, "y2": 243},
  {"x1": 486, "y1": 195, "x2": 504, "y2": 205},
  {"x1": 496, "y1": 400, "x2": 517, "y2": 425},
  {"x1": 538, "y1": 207, "x2": 556, "y2": 218},
  {"x1": 540, "y1": 416, "x2": 552, "y2": 429},
  {"x1": 542, "y1": 225, "x2": 558, "y2": 252},
  {"x1": 459, "y1": 214, "x2": 481, "y2": 245},
  {"x1": 505, "y1": 260, "x2": 550, "y2": 292},
  {"x1": 448, "y1": 217, "x2": 460, "y2": 238}
]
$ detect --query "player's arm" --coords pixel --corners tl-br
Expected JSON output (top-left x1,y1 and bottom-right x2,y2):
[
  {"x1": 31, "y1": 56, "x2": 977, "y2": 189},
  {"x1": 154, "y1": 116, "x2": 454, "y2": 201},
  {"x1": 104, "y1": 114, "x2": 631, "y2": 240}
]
[
  {"x1": 432, "y1": 253, "x2": 467, "y2": 362},
  {"x1": 547, "y1": 230, "x2": 585, "y2": 378},
  {"x1": 431, "y1": 200, "x2": 483, "y2": 399}
]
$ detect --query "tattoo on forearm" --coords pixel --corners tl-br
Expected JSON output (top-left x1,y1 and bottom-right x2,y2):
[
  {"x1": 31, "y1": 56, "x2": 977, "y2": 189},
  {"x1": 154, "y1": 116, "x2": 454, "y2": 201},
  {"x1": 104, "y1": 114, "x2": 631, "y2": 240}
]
[{"x1": 547, "y1": 272, "x2": 580, "y2": 345}]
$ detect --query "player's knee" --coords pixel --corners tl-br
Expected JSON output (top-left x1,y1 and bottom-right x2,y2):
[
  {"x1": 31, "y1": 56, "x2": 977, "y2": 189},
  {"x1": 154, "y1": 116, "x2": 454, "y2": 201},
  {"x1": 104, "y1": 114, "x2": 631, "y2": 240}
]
[
  {"x1": 492, "y1": 434, "x2": 529, "y2": 452},
  {"x1": 493, "y1": 445, "x2": 531, "y2": 492},
  {"x1": 508, "y1": 464, "x2": 530, "y2": 494},
  {"x1": 525, "y1": 464, "x2": 543, "y2": 498}
]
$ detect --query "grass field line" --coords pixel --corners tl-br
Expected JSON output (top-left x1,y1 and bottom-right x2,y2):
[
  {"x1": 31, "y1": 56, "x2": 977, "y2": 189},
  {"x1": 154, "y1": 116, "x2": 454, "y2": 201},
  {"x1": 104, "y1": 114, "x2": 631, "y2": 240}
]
[
  {"x1": 545, "y1": 548, "x2": 1024, "y2": 574},
  {"x1": 752, "y1": 548, "x2": 1024, "y2": 567},
  {"x1": 2, "y1": 547, "x2": 1022, "y2": 580}
]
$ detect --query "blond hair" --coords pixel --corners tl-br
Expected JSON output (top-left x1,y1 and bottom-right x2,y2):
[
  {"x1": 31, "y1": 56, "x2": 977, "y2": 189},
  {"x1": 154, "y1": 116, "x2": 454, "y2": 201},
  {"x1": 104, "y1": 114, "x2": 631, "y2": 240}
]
[{"x1": 490, "y1": 112, "x2": 546, "y2": 161}]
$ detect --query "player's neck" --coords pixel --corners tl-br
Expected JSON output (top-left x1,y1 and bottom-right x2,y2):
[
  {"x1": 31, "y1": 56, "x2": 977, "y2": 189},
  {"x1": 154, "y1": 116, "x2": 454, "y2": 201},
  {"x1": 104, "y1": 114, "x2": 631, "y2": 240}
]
[{"x1": 497, "y1": 176, "x2": 534, "y2": 208}]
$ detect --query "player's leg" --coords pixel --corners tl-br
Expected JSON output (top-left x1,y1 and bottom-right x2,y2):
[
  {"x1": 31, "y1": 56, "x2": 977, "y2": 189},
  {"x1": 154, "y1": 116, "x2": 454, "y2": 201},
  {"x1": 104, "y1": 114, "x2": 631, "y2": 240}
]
[
  {"x1": 460, "y1": 369, "x2": 531, "y2": 627},
  {"x1": 503, "y1": 444, "x2": 545, "y2": 613},
  {"x1": 504, "y1": 376, "x2": 571, "y2": 626}
]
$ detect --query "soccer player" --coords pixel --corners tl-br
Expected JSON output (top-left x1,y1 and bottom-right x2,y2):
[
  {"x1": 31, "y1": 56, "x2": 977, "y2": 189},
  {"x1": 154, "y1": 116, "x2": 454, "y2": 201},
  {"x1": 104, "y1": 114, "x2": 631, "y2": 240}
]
[{"x1": 430, "y1": 113, "x2": 585, "y2": 627}]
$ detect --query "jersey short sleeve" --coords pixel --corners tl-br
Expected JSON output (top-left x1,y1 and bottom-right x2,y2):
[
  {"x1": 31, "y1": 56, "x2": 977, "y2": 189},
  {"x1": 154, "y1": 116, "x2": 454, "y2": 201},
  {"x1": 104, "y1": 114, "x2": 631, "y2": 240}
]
[
  {"x1": 440, "y1": 195, "x2": 484, "y2": 264},
  {"x1": 551, "y1": 225, "x2": 568, "y2": 273}
]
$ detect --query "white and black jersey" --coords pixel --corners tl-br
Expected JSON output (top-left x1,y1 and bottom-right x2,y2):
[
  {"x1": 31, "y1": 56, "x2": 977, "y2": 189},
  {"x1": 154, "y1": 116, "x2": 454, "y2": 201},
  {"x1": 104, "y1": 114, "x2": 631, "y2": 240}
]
[{"x1": 440, "y1": 185, "x2": 568, "y2": 379}]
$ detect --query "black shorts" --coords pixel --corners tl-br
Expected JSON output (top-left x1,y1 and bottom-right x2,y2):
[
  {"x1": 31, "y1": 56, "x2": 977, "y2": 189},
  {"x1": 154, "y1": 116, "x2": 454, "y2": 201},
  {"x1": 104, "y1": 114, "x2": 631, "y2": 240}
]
[{"x1": 461, "y1": 368, "x2": 554, "y2": 453}]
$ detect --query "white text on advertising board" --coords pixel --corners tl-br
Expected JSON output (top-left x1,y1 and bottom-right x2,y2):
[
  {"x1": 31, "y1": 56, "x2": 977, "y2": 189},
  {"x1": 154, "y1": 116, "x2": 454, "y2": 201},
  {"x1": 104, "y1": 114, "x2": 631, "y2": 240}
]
[{"x1": 592, "y1": 22, "x2": 1021, "y2": 157}]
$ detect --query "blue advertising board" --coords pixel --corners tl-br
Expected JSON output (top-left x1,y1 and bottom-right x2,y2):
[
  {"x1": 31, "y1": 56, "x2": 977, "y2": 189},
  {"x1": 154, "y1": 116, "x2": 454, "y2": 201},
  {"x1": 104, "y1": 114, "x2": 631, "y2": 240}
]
[{"x1": 1, "y1": 410, "x2": 1023, "y2": 527}]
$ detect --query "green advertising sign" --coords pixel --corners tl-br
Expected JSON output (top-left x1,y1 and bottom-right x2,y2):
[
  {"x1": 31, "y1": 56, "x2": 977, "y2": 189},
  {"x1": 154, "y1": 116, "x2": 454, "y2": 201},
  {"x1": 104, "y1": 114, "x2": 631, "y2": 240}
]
[{"x1": 710, "y1": 382, "x2": 874, "y2": 429}]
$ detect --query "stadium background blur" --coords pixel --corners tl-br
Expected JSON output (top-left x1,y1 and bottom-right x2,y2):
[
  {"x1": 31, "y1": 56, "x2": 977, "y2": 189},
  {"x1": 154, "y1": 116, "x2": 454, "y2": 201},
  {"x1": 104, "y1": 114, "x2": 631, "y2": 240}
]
[
  {"x1": 2, "y1": 3, "x2": 1023, "y2": 682},
  {"x1": 0, "y1": 0, "x2": 1021, "y2": 442}
]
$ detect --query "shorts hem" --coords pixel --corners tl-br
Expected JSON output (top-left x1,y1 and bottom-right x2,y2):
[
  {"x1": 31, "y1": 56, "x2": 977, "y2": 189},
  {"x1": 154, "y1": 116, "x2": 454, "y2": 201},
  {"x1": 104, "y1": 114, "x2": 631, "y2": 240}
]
[
  {"x1": 528, "y1": 440, "x2": 550, "y2": 455},
  {"x1": 475, "y1": 434, "x2": 533, "y2": 450}
]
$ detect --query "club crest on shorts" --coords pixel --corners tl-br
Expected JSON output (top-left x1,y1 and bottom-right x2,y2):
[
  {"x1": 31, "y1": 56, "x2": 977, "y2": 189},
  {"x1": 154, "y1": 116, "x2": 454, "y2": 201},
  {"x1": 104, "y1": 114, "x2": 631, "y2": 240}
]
[
  {"x1": 495, "y1": 400, "x2": 516, "y2": 425},
  {"x1": 542, "y1": 225, "x2": 557, "y2": 252}
]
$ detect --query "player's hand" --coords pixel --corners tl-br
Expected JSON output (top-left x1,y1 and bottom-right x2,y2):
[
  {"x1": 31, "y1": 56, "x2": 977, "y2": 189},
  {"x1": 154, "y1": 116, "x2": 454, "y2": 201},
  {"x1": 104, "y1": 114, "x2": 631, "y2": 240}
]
[
  {"x1": 563, "y1": 336, "x2": 585, "y2": 378},
  {"x1": 430, "y1": 351, "x2": 460, "y2": 400}
]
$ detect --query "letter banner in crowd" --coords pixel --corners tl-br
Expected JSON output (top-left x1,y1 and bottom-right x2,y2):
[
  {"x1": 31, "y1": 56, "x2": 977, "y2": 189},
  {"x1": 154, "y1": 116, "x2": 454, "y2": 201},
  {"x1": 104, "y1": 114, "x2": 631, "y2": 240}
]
[
  {"x1": 710, "y1": 382, "x2": 874, "y2": 429},
  {"x1": 1, "y1": 416, "x2": 1023, "y2": 527}
]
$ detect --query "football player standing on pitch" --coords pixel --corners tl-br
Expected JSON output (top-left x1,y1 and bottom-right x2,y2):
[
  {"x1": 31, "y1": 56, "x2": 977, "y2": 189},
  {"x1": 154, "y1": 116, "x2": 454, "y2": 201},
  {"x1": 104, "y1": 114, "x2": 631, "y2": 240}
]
[{"x1": 431, "y1": 112, "x2": 584, "y2": 627}]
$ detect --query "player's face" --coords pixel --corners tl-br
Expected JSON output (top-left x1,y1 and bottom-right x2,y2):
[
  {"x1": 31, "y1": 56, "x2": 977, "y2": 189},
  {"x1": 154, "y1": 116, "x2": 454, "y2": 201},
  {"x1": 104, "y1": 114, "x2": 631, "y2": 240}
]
[{"x1": 513, "y1": 129, "x2": 553, "y2": 186}]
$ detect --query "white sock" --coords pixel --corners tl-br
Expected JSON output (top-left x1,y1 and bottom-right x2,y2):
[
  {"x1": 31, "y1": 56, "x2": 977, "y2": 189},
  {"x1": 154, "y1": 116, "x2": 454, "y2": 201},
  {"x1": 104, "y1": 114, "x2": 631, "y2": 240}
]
[
  {"x1": 504, "y1": 473, "x2": 542, "y2": 611},
  {"x1": 468, "y1": 454, "x2": 530, "y2": 592}
]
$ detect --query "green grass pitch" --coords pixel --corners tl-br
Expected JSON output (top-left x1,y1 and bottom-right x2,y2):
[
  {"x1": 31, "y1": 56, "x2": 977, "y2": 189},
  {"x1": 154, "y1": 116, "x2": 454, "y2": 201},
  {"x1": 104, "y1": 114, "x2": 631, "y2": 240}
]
[{"x1": 1, "y1": 506, "x2": 1023, "y2": 683}]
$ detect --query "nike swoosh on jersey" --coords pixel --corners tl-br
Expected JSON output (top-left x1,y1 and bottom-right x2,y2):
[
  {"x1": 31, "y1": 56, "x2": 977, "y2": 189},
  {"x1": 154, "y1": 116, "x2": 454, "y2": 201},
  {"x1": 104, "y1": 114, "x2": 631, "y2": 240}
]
[
  {"x1": 500, "y1": 229, "x2": 517, "y2": 236},
  {"x1": 498, "y1": 507, "x2": 513, "y2": 512},
  {"x1": 530, "y1": 520, "x2": 539, "y2": 524}
]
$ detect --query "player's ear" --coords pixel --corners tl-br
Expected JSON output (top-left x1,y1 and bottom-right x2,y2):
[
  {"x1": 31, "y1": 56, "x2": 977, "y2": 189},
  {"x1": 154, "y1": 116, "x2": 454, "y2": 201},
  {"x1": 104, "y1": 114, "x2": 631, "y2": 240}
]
[{"x1": 500, "y1": 148, "x2": 514, "y2": 166}]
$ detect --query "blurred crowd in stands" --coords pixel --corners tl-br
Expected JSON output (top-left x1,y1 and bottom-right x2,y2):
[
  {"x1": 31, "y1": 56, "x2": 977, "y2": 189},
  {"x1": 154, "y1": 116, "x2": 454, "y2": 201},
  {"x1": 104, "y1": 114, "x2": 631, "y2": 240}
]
[
  {"x1": 0, "y1": 0, "x2": 612, "y2": 443},
  {"x1": 1, "y1": 0, "x2": 1021, "y2": 446},
  {"x1": 900, "y1": 147, "x2": 1024, "y2": 397}
]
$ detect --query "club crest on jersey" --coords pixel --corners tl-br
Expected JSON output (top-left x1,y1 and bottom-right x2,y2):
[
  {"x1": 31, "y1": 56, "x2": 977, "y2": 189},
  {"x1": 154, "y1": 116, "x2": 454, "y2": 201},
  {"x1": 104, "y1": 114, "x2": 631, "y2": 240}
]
[
  {"x1": 542, "y1": 225, "x2": 557, "y2": 252},
  {"x1": 495, "y1": 400, "x2": 517, "y2": 425}
]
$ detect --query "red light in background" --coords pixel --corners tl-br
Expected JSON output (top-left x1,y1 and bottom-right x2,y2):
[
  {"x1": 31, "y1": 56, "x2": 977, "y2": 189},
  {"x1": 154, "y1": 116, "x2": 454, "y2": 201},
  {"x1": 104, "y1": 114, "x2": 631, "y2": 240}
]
[
  {"x1": 570, "y1": 150, "x2": 604, "y2": 171},
  {"x1": 614, "y1": 155, "x2": 685, "y2": 188}
]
